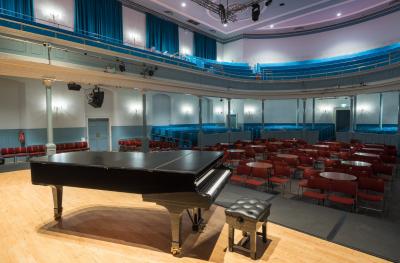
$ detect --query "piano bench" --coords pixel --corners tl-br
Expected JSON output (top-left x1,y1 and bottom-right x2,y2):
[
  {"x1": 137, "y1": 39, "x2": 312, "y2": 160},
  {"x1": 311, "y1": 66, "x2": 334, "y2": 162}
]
[{"x1": 225, "y1": 198, "x2": 271, "y2": 260}]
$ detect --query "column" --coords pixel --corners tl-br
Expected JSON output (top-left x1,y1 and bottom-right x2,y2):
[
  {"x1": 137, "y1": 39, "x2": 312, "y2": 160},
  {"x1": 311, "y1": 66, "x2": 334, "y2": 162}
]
[
  {"x1": 296, "y1": 98, "x2": 300, "y2": 127},
  {"x1": 261, "y1": 99, "x2": 265, "y2": 138},
  {"x1": 141, "y1": 90, "x2": 149, "y2": 152},
  {"x1": 227, "y1": 98, "x2": 231, "y2": 143},
  {"x1": 198, "y1": 96, "x2": 203, "y2": 148},
  {"x1": 302, "y1": 98, "x2": 307, "y2": 130},
  {"x1": 43, "y1": 79, "x2": 56, "y2": 156},
  {"x1": 379, "y1": 93, "x2": 383, "y2": 129},
  {"x1": 397, "y1": 92, "x2": 400, "y2": 134},
  {"x1": 312, "y1": 98, "x2": 316, "y2": 129},
  {"x1": 353, "y1": 95, "x2": 358, "y2": 132},
  {"x1": 349, "y1": 96, "x2": 354, "y2": 132}
]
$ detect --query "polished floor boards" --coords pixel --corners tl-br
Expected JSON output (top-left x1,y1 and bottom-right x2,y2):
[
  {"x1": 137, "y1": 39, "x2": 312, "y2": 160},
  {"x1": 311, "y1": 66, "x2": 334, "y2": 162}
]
[{"x1": 0, "y1": 170, "x2": 389, "y2": 263}]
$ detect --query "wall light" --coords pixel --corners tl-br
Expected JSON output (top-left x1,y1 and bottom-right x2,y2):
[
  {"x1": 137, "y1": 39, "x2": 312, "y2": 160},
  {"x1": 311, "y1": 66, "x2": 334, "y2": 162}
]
[
  {"x1": 181, "y1": 47, "x2": 190, "y2": 55},
  {"x1": 42, "y1": 7, "x2": 63, "y2": 24},
  {"x1": 244, "y1": 106, "x2": 256, "y2": 115},
  {"x1": 181, "y1": 105, "x2": 193, "y2": 115},
  {"x1": 319, "y1": 105, "x2": 333, "y2": 113},
  {"x1": 52, "y1": 98, "x2": 67, "y2": 114},
  {"x1": 128, "y1": 31, "x2": 141, "y2": 46},
  {"x1": 340, "y1": 103, "x2": 347, "y2": 108},
  {"x1": 214, "y1": 107, "x2": 223, "y2": 115},
  {"x1": 128, "y1": 103, "x2": 142, "y2": 115}
]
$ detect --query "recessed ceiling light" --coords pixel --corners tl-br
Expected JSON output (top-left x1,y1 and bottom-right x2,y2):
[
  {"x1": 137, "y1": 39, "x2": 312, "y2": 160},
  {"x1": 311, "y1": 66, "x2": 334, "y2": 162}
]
[
  {"x1": 181, "y1": 2, "x2": 186, "y2": 7},
  {"x1": 337, "y1": 12, "x2": 342, "y2": 17},
  {"x1": 269, "y1": 24, "x2": 274, "y2": 28},
  {"x1": 223, "y1": 23, "x2": 228, "y2": 27}
]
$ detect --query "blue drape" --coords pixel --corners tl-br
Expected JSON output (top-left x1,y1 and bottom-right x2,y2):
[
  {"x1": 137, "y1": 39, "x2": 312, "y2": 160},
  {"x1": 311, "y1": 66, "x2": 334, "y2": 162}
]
[
  {"x1": 193, "y1": 32, "x2": 217, "y2": 60},
  {"x1": 0, "y1": 0, "x2": 33, "y2": 20},
  {"x1": 146, "y1": 13, "x2": 179, "y2": 54},
  {"x1": 75, "y1": 0, "x2": 123, "y2": 43},
  {"x1": 194, "y1": 32, "x2": 217, "y2": 60}
]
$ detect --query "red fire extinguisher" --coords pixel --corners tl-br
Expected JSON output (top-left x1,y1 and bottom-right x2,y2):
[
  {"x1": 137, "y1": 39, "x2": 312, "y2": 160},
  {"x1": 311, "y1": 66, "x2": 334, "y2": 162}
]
[{"x1": 18, "y1": 130, "x2": 25, "y2": 147}]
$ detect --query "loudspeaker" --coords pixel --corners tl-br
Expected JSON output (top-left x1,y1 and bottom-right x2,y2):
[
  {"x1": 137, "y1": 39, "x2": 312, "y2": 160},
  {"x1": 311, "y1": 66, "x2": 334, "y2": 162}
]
[
  {"x1": 252, "y1": 3, "x2": 260, "y2": 22},
  {"x1": 67, "y1": 82, "x2": 81, "y2": 91},
  {"x1": 88, "y1": 87, "x2": 104, "y2": 108}
]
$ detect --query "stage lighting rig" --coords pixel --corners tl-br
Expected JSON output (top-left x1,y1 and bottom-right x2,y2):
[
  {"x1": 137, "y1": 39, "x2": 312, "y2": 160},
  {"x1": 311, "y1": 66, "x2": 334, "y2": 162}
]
[{"x1": 190, "y1": 0, "x2": 272, "y2": 24}]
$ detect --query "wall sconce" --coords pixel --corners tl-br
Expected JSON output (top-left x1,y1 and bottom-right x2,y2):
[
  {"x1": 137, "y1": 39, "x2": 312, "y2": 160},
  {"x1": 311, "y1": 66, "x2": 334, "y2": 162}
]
[
  {"x1": 244, "y1": 106, "x2": 256, "y2": 115},
  {"x1": 319, "y1": 105, "x2": 333, "y2": 113},
  {"x1": 42, "y1": 7, "x2": 62, "y2": 24},
  {"x1": 128, "y1": 103, "x2": 142, "y2": 115},
  {"x1": 128, "y1": 31, "x2": 141, "y2": 46},
  {"x1": 181, "y1": 105, "x2": 193, "y2": 115},
  {"x1": 214, "y1": 107, "x2": 223, "y2": 115},
  {"x1": 52, "y1": 98, "x2": 67, "y2": 114}
]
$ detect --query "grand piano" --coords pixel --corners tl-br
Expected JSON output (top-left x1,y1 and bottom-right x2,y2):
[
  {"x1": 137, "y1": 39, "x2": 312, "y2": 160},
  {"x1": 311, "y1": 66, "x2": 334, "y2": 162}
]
[{"x1": 30, "y1": 150, "x2": 231, "y2": 255}]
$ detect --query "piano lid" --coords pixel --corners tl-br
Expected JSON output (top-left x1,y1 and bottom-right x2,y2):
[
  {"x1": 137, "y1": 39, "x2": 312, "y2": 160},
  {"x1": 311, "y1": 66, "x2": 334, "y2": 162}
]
[{"x1": 30, "y1": 150, "x2": 224, "y2": 175}]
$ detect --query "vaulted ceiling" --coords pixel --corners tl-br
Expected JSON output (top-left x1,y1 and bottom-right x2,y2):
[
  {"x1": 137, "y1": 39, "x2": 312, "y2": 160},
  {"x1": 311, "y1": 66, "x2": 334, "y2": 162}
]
[{"x1": 123, "y1": 0, "x2": 400, "y2": 41}]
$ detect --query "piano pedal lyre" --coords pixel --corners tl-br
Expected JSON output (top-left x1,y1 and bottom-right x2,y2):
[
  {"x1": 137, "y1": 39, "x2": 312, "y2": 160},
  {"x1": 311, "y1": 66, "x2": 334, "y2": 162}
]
[{"x1": 187, "y1": 208, "x2": 205, "y2": 232}]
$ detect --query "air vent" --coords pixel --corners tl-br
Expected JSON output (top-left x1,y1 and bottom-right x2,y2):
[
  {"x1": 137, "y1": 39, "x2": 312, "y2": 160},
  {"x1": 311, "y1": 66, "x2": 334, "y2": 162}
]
[
  {"x1": 164, "y1": 10, "x2": 174, "y2": 15},
  {"x1": 209, "y1": 29, "x2": 217, "y2": 33},
  {"x1": 294, "y1": 26, "x2": 305, "y2": 31},
  {"x1": 187, "y1": 19, "x2": 200, "y2": 26}
]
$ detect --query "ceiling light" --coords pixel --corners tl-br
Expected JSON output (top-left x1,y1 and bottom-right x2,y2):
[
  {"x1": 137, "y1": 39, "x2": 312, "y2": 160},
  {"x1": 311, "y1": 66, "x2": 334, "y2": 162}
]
[
  {"x1": 337, "y1": 12, "x2": 342, "y2": 17},
  {"x1": 223, "y1": 23, "x2": 228, "y2": 27},
  {"x1": 181, "y1": 2, "x2": 186, "y2": 7},
  {"x1": 270, "y1": 24, "x2": 274, "y2": 28}
]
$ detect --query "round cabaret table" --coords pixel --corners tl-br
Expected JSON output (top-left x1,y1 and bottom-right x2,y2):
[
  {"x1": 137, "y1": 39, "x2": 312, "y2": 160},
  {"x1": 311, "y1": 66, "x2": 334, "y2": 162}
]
[
  {"x1": 320, "y1": 172, "x2": 357, "y2": 181},
  {"x1": 269, "y1": 141, "x2": 283, "y2": 145},
  {"x1": 341, "y1": 160, "x2": 371, "y2": 167},
  {"x1": 313, "y1": 144, "x2": 329, "y2": 149},
  {"x1": 364, "y1": 143, "x2": 384, "y2": 148},
  {"x1": 361, "y1": 147, "x2": 385, "y2": 153},
  {"x1": 246, "y1": 162, "x2": 273, "y2": 169},
  {"x1": 227, "y1": 149, "x2": 245, "y2": 153},
  {"x1": 276, "y1": 154, "x2": 298, "y2": 159},
  {"x1": 298, "y1": 148, "x2": 318, "y2": 153},
  {"x1": 354, "y1": 152, "x2": 380, "y2": 158},
  {"x1": 220, "y1": 143, "x2": 233, "y2": 146},
  {"x1": 250, "y1": 145, "x2": 266, "y2": 148}
]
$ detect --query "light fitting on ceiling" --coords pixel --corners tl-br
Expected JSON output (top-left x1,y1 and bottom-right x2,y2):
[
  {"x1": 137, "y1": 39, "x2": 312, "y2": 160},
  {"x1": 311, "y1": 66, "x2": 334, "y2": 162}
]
[{"x1": 190, "y1": 0, "x2": 273, "y2": 25}]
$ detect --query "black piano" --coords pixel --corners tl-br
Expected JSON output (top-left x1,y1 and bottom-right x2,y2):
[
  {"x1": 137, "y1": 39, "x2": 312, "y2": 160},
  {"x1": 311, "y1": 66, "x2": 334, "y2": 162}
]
[{"x1": 30, "y1": 150, "x2": 231, "y2": 255}]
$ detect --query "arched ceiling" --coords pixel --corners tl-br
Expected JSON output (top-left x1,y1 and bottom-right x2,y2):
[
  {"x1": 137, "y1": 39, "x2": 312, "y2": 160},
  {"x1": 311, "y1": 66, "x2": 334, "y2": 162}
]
[{"x1": 123, "y1": 0, "x2": 400, "y2": 41}]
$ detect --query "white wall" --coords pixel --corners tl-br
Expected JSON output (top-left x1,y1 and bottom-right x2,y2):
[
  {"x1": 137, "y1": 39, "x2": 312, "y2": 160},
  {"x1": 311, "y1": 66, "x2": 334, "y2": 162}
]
[
  {"x1": 382, "y1": 92, "x2": 399, "y2": 124},
  {"x1": 0, "y1": 78, "x2": 23, "y2": 129},
  {"x1": 34, "y1": 0, "x2": 74, "y2": 31},
  {"x1": 179, "y1": 27, "x2": 194, "y2": 56},
  {"x1": 171, "y1": 94, "x2": 199, "y2": 124},
  {"x1": 265, "y1": 99, "x2": 298, "y2": 123},
  {"x1": 123, "y1": 6, "x2": 147, "y2": 49},
  {"x1": 224, "y1": 11, "x2": 400, "y2": 65},
  {"x1": 243, "y1": 99, "x2": 262, "y2": 123},
  {"x1": 222, "y1": 39, "x2": 245, "y2": 62},
  {"x1": 216, "y1": 42, "x2": 224, "y2": 62},
  {"x1": 113, "y1": 88, "x2": 142, "y2": 126}
]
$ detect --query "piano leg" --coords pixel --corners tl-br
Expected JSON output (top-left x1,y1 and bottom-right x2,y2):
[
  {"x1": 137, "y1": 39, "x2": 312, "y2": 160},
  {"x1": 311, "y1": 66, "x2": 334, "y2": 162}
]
[
  {"x1": 169, "y1": 211, "x2": 183, "y2": 256},
  {"x1": 51, "y1": 185, "x2": 63, "y2": 220},
  {"x1": 191, "y1": 208, "x2": 204, "y2": 232}
]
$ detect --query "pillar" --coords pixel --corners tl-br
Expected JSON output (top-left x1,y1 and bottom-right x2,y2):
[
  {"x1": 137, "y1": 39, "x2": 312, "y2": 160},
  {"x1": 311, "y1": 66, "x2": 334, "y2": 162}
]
[
  {"x1": 312, "y1": 98, "x2": 316, "y2": 129},
  {"x1": 397, "y1": 92, "x2": 400, "y2": 134},
  {"x1": 296, "y1": 98, "x2": 300, "y2": 127},
  {"x1": 43, "y1": 79, "x2": 56, "y2": 156},
  {"x1": 261, "y1": 99, "x2": 265, "y2": 138},
  {"x1": 350, "y1": 96, "x2": 354, "y2": 132},
  {"x1": 353, "y1": 95, "x2": 358, "y2": 132},
  {"x1": 302, "y1": 98, "x2": 307, "y2": 130},
  {"x1": 227, "y1": 98, "x2": 231, "y2": 143},
  {"x1": 198, "y1": 96, "x2": 203, "y2": 148},
  {"x1": 379, "y1": 93, "x2": 383, "y2": 129},
  {"x1": 141, "y1": 90, "x2": 149, "y2": 152}
]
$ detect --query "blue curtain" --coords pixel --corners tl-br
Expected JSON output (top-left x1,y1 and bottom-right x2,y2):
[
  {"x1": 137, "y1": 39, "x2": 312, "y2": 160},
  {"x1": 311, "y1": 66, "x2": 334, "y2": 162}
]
[
  {"x1": 194, "y1": 32, "x2": 217, "y2": 60},
  {"x1": 0, "y1": 0, "x2": 33, "y2": 20},
  {"x1": 146, "y1": 13, "x2": 179, "y2": 54},
  {"x1": 75, "y1": 0, "x2": 123, "y2": 43}
]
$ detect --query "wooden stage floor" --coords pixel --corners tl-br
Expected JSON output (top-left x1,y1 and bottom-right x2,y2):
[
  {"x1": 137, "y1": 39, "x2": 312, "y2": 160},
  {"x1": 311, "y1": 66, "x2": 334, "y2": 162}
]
[{"x1": 0, "y1": 170, "x2": 389, "y2": 263}]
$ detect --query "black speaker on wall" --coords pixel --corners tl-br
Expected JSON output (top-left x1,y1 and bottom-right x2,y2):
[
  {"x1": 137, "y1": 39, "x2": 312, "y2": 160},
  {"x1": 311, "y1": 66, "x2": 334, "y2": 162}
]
[
  {"x1": 67, "y1": 82, "x2": 82, "y2": 91},
  {"x1": 88, "y1": 86, "x2": 104, "y2": 108}
]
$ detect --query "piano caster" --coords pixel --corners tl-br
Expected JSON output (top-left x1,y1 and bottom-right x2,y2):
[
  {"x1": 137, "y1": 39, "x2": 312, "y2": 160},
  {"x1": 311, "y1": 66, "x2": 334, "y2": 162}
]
[
  {"x1": 171, "y1": 246, "x2": 182, "y2": 256},
  {"x1": 53, "y1": 208, "x2": 63, "y2": 221}
]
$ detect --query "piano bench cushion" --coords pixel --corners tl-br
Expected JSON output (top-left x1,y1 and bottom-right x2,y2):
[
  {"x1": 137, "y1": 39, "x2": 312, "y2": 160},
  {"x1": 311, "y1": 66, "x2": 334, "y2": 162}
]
[{"x1": 225, "y1": 198, "x2": 271, "y2": 221}]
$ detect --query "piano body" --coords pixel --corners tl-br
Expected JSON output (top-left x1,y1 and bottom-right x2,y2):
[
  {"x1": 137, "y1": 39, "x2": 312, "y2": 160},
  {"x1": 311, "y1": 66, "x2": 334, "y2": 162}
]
[{"x1": 30, "y1": 150, "x2": 231, "y2": 255}]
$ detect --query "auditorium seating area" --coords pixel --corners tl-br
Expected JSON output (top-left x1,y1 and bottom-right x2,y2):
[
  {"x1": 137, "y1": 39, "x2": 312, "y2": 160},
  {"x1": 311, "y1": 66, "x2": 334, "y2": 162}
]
[
  {"x1": 118, "y1": 138, "x2": 178, "y2": 152},
  {"x1": 2, "y1": 12, "x2": 400, "y2": 82},
  {"x1": 195, "y1": 138, "x2": 397, "y2": 213},
  {"x1": 0, "y1": 141, "x2": 89, "y2": 162}
]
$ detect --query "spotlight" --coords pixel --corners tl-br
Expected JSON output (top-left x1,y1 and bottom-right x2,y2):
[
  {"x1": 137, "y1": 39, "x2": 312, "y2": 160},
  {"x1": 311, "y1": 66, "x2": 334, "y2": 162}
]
[
  {"x1": 88, "y1": 86, "x2": 104, "y2": 108},
  {"x1": 252, "y1": 3, "x2": 260, "y2": 22},
  {"x1": 119, "y1": 62, "x2": 126, "y2": 72},
  {"x1": 67, "y1": 82, "x2": 81, "y2": 91},
  {"x1": 266, "y1": 0, "x2": 273, "y2": 6}
]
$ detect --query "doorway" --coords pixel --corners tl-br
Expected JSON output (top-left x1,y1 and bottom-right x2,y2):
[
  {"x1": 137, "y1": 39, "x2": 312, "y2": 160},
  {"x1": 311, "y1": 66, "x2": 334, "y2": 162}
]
[
  {"x1": 335, "y1": 109, "x2": 351, "y2": 132},
  {"x1": 88, "y1": 118, "x2": 110, "y2": 151}
]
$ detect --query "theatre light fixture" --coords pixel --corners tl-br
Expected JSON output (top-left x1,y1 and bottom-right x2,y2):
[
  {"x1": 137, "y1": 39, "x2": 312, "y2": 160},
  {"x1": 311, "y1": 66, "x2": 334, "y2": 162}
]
[{"x1": 190, "y1": 0, "x2": 273, "y2": 25}]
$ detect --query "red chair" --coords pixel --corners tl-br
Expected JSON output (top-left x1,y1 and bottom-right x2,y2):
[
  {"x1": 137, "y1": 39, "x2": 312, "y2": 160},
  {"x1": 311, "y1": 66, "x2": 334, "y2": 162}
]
[
  {"x1": 230, "y1": 165, "x2": 251, "y2": 184},
  {"x1": 328, "y1": 181, "x2": 358, "y2": 211},
  {"x1": 246, "y1": 167, "x2": 268, "y2": 189},
  {"x1": 38, "y1": 145, "x2": 46, "y2": 155},
  {"x1": 298, "y1": 168, "x2": 320, "y2": 196},
  {"x1": 268, "y1": 165, "x2": 290, "y2": 194},
  {"x1": 380, "y1": 155, "x2": 396, "y2": 164},
  {"x1": 15, "y1": 147, "x2": 28, "y2": 161},
  {"x1": 28, "y1": 146, "x2": 39, "y2": 157},
  {"x1": 1, "y1": 148, "x2": 16, "y2": 161},
  {"x1": 302, "y1": 177, "x2": 330, "y2": 204},
  {"x1": 372, "y1": 163, "x2": 394, "y2": 183},
  {"x1": 357, "y1": 177, "x2": 385, "y2": 213},
  {"x1": 298, "y1": 155, "x2": 314, "y2": 168}
]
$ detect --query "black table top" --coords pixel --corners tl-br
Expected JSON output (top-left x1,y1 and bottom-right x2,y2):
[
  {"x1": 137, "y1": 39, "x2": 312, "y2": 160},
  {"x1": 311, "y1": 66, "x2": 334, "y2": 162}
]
[{"x1": 30, "y1": 150, "x2": 224, "y2": 175}]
